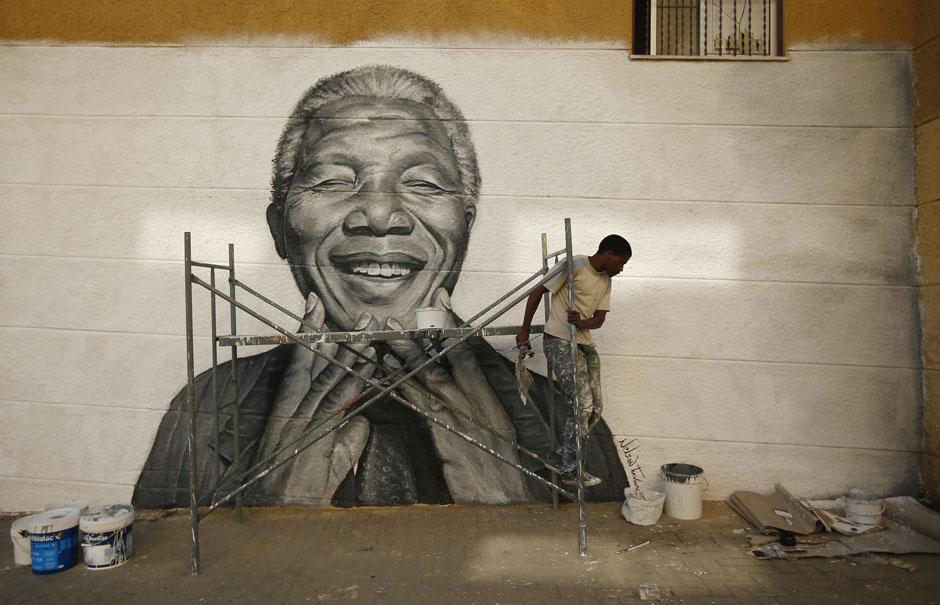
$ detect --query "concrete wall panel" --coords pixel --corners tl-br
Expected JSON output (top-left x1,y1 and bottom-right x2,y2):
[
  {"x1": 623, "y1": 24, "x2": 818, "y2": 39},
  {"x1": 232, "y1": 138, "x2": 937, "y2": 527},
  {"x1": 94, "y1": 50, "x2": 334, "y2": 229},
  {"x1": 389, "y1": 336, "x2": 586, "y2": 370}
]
[
  {"x1": 0, "y1": 186, "x2": 275, "y2": 263},
  {"x1": 0, "y1": 256, "x2": 919, "y2": 368},
  {"x1": 0, "y1": 186, "x2": 916, "y2": 284},
  {"x1": 917, "y1": 201, "x2": 940, "y2": 286},
  {"x1": 916, "y1": 0, "x2": 940, "y2": 48},
  {"x1": 914, "y1": 36, "x2": 940, "y2": 126},
  {"x1": 0, "y1": 115, "x2": 914, "y2": 206},
  {"x1": 0, "y1": 401, "x2": 159, "y2": 485},
  {"x1": 0, "y1": 478, "x2": 130, "y2": 515},
  {"x1": 601, "y1": 358, "x2": 922, "y2": 450},
  {"x1": 469, "y1": 196, "x2": 915, "y2": 285},
  {"x1": 922, "y1": 284, "x2": 940, "y2": 370},
  {"x1": 616, "y1": 438, "x2": 920, "y2": 501},
  {"x1": 0, "y1": 328, "x2": 212, "y2": 411},
  {"x1": 0, "y1": 49, "x2": 914, "y2": 129},
  {"x1": 0, "y1": 256, "x2": 296, "y2": 336},
  {"x1": 460, "y1": 274, "x2": 919, "y2": 367},
  {"x1": 916, "y1": 119, "x2": 940, "y2": 205}
]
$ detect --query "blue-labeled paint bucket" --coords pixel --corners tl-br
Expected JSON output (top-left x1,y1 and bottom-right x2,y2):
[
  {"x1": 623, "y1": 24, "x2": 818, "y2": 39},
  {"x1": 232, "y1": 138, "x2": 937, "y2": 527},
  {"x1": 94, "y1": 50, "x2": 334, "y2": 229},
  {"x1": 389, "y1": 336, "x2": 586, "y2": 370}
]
[
  {"x1": 29, "y1": 508, "x2": 80, "y2": 574},
  {"x1": 80, "y1": 504, "x2": 134, "y2": 570}
]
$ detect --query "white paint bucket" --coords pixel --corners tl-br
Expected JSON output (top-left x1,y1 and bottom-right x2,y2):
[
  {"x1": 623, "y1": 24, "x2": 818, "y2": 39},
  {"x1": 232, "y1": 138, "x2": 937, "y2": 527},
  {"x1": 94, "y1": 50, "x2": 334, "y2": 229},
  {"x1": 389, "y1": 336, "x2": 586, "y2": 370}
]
[
  {"x1": 29, "y1": 508, "x2": 80, "y2": 574},
  {"x1": 10, "y1": 514, "x2": 39, "y2": 566},
  {"x1": 845, "y1": 489, "x2": 884, "y2": 525},
  {"x1": 415, "y1": 307, "x2": 447, "y2": 329},
  {"x1": 660, "y1": 463, "x2": 706, "y2": 520},
  {"x1": 80, "y1": 504, "x2": 134, "y2": 570}
]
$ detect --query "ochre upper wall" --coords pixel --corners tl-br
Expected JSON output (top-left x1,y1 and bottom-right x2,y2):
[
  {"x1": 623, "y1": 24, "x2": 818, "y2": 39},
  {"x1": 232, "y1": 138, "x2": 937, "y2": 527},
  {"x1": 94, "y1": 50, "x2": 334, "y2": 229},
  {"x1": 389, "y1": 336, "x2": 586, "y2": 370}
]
[{"x1": 0, "y1": 0, "x2": 915, "y2": 48}]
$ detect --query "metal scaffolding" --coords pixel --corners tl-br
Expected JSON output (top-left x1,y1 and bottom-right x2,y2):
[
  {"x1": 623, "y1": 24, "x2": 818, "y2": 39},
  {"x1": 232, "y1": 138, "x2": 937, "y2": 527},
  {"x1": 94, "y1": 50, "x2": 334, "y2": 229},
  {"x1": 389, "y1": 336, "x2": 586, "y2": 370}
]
[{"x1": 181, "y1": 219, "x2": 588, "y2": 574}]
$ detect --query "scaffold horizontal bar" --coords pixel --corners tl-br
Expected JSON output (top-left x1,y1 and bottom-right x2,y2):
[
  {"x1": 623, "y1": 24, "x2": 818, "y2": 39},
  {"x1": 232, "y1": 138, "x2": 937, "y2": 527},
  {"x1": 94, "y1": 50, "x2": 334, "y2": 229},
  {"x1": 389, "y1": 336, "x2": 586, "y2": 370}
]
[
  {"x1": 218, "y1": 324, "x2": 544, "y2": 346},
  {"x1": 189, "y1": 260, "x2": 231, "y2": 271}
]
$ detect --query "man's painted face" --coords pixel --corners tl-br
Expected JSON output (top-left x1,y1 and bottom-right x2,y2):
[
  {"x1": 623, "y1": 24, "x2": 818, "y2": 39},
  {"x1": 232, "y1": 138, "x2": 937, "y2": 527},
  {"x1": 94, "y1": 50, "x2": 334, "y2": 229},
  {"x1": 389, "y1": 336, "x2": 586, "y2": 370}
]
[{"x1": 279, "y1": 97, "x2": 475, "y2": 330}]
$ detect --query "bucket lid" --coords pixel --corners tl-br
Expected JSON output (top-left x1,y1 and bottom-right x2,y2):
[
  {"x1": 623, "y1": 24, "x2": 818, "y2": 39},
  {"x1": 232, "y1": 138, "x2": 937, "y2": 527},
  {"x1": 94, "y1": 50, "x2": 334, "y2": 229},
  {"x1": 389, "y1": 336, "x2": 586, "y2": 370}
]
[
  {"x1": 660, "y1": 463, "x2": 704, "y2": 482},
  {"x1": 11, "y1": 513, "x2": 40, "y2": 537},
  {"x1": 28, "y1": 508, "x2": 80, "y2": 534},
  {"x1": 80, "y1": 504, "x2": 134, "y2": 532},
  {"x1": 44, "y1": 500, "x2": 89, "y2": 516}
]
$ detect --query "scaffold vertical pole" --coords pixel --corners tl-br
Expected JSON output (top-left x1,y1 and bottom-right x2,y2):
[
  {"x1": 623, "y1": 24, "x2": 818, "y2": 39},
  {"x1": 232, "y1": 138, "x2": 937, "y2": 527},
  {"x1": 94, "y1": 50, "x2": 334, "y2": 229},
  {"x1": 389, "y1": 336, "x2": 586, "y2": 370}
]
[
  {"x1": 565, "y1": 219, "x2": 587, "y2": 556},
  {"x1": 542, "y1": 233, "x2": 560, "y2": 511},
  {"x1": 210, "y1": 269, "x2": 221, "y2": 489},
  {"x1": 228, "y1": 243, "x2": 243, "y2": 523},
  {"x1": 184, "y1": 232, "x2": 201, "y2": 575}
]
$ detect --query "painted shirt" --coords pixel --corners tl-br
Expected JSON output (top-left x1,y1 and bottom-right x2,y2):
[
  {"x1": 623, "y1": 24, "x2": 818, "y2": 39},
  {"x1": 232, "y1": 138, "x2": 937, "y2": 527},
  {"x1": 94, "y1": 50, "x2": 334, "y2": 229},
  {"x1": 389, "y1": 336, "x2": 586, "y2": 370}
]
[{"x1": 544, "y1": 255, "x2": 611, "y2": 346}]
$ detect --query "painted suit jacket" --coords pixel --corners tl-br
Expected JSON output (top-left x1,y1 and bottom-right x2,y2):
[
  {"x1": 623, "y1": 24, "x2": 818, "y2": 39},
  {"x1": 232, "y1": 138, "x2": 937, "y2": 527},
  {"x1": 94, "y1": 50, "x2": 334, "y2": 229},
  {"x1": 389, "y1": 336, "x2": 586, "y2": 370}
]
[{"x1": 133, "y1": 336, "x2": 629, "y2": 508}]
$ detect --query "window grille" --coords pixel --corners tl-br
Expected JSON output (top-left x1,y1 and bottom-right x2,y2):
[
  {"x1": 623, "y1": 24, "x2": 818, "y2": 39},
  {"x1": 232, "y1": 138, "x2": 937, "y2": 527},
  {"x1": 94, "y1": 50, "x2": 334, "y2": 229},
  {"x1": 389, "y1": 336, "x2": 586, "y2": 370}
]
[{"x1": 634, "y1": 0, "x2": 782, "y2": 57}]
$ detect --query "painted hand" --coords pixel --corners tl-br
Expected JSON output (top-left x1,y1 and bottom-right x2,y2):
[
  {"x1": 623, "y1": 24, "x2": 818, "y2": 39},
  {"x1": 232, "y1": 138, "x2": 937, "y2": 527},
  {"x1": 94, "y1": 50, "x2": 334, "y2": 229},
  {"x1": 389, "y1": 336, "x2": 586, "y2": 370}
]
[
  {"x1": 383, "y1": 288, "x2": 530, "y2": 504},
  {"x1": 253, "y1": 291, "x2": 375, "y2": 506}
]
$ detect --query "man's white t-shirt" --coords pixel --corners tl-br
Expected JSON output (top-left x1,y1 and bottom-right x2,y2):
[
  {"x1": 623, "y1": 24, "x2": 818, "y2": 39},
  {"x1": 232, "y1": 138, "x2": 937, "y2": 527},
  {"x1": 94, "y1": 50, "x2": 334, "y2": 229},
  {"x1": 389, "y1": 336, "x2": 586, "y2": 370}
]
[{"x1": 544, "y1": 255, "x2": 611, "y2": 346}]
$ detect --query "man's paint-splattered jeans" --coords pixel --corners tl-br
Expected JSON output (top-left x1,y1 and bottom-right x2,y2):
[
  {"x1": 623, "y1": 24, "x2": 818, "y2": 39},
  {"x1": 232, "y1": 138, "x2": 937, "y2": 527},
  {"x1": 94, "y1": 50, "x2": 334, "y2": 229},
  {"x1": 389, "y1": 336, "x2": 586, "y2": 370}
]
[{"x1": 543, "y1": 338, "x2": 603, "y2": 477}]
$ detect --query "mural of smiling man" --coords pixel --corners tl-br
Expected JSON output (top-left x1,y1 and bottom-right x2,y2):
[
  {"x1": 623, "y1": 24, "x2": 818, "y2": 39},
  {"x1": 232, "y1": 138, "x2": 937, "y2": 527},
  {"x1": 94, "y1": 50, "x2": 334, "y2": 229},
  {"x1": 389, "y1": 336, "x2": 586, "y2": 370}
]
[{"x1": 134, "y1": 65, "x2": 628, "y2": 509}]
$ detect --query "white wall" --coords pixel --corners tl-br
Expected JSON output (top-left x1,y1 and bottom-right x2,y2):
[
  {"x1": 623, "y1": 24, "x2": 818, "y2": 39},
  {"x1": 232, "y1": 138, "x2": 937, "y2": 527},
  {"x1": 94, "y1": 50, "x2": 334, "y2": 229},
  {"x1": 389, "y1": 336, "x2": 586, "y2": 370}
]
[{"x1": 0, "y1": 43, "x2": 918, "y2": 511}]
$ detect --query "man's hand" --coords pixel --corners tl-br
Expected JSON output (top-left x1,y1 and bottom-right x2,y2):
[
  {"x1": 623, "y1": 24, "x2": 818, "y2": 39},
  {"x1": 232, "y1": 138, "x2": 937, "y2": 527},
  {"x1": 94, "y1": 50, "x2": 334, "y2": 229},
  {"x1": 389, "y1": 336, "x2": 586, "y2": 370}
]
[
  {"x1": 517, "y1": 284, "x2": 547, "y2": 349},
  {"x1": 567, "y1": 309, "x2": 582, "y2": 328}
]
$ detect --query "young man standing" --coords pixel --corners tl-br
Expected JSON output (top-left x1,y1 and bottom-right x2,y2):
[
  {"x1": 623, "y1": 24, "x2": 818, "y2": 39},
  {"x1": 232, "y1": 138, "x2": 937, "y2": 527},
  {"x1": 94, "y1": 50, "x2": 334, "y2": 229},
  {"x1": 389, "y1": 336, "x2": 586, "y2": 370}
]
[{"x1": 517, "y1": 235, "x2": 632, "y2": 487}]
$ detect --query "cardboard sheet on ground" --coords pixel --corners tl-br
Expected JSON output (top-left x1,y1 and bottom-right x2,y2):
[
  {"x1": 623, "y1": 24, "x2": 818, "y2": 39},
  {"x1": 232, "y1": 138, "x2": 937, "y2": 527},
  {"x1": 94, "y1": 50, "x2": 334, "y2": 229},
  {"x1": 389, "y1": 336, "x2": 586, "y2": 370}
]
[
  {"x1": 747, "y1": 518, "x2": 940, "y2": 560},
  {"x1": 730, "y1": 485, "x2": 940, "y2": 560},
  {"x1": 727, "y1": 484, "x2": 822, "y2": 535}
]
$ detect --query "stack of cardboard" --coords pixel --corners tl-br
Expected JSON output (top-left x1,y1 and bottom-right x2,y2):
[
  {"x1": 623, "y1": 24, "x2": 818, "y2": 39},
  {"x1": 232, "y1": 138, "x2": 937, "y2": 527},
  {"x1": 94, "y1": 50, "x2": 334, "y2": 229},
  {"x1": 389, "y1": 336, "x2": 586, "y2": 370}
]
[{"x1": 728, "y1": 484, "x2": 940, "y2": 560}]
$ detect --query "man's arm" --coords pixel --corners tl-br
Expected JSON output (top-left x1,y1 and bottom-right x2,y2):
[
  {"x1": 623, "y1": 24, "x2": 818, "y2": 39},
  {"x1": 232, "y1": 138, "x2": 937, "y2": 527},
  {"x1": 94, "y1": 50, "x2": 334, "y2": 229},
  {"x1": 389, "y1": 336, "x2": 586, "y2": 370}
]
[{"x1": 516, "y1": 285, "x2": 548, "y2": 347}]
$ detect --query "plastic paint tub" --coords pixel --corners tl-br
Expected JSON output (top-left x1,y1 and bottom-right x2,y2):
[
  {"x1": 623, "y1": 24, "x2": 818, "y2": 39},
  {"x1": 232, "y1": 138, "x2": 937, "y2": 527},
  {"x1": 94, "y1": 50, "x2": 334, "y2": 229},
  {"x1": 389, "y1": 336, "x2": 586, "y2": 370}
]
[
  {"x1": 845, "y1": 489, "x2": 884, "y2": 525},
  {"x1": 80, "y1": 504, "x2": 134, "y2": 570},
  {"x1": 415, "y1": 307, "x2": 447, "y2": 329},
  {"x1": 660, "y1": 463, "x2": 707, "y2": 520},
  {"x1": 29, "y1": 508, "x2": 80, "y2": 574},
  {"x1": 10, "y1": 514, "x2": 39, "y2": 566}
]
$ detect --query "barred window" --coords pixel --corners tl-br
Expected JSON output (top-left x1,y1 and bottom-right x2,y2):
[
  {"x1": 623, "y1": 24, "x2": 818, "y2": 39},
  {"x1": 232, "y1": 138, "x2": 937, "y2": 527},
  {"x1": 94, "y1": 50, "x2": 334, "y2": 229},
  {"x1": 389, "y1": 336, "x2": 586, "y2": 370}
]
[{"x1": 634, "y1": 1, "x2": 783, "y2": 57}]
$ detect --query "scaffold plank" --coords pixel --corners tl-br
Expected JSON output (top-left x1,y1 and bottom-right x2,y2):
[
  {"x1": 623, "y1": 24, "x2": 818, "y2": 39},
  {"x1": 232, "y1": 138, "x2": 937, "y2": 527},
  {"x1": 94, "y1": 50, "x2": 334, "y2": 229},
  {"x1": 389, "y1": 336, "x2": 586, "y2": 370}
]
[{"x1": 218, "y1": 324, "x2": 544, "y2": 346}]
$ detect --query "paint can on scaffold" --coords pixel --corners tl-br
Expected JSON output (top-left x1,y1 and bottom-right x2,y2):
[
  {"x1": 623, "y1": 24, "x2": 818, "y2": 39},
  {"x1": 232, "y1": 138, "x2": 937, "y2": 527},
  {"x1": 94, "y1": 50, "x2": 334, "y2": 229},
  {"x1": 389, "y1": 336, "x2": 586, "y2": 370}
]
[
  {"x1": 415, "y1": 307, "x2": 447, "y2": 329},
  {"x1": 29, "y1": 508, "x2": 80, "y2": 574},
  {"x1": 80, "y1": 504, "x2": 134, "y2": 570}
]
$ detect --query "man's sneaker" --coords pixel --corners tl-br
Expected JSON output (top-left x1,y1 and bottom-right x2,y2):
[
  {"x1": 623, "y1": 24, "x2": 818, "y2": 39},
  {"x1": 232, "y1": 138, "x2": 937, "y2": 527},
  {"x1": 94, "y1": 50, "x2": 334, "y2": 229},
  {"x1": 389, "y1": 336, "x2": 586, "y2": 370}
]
[{"x1": 562, "y1": 472, "x2": 602, "y2": 487}]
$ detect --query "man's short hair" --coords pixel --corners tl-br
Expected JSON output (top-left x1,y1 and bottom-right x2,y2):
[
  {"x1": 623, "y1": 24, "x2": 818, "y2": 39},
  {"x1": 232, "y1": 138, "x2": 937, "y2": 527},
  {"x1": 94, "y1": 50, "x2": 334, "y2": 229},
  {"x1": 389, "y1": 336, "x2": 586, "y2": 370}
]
[
  {"x1": 270, "y1": 65, "x2": 481, "y2": 213},
  {"x1": 597, "y1": 234, "x2": 632, "y2": 258}
]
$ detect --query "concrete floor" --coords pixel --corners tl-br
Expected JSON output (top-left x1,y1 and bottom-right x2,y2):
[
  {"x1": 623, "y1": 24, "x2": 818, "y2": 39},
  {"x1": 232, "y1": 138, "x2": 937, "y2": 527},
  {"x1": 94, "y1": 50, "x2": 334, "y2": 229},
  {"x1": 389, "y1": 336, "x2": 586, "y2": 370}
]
[{"x1": 2, "y1": 501, "x2": 939, "y2": 603}]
